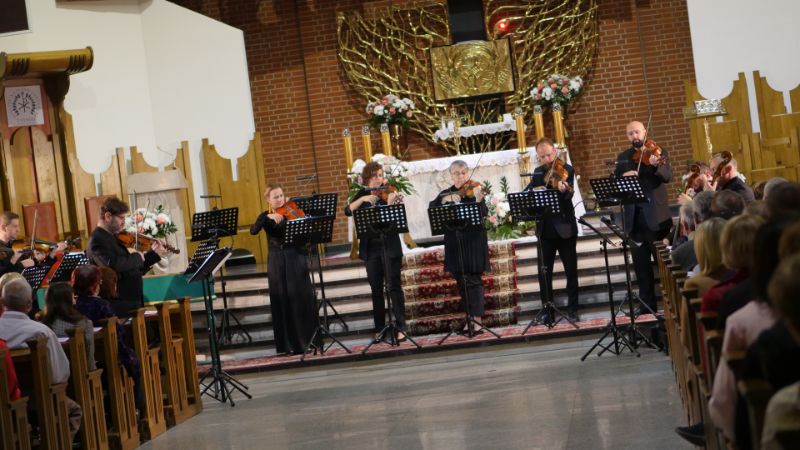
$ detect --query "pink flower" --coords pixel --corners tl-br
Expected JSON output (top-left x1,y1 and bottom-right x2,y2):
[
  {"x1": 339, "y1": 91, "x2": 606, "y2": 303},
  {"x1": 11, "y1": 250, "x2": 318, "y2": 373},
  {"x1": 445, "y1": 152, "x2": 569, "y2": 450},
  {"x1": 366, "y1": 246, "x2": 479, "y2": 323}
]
[
  {"x1": 537, "y1": 83, "x2": 544, "y2": 90},
  {"x1": 134, "y1": 213, "x2": 144, "y2": 222},
  {"x1": 357, "y1": 175, "x2": 363, "y2": 184},
  {"x1": 561, "y1": 87, "x2": 569, "y2": 94},
  {"x1": 389, "y1": 107, "x2": 396, "y2": 114},
  {"x1": 536, "y1": 94, "x2": 542, "y2": 100},
  {"x1": 547, "y1": 79, "x2": 554, "y2": 84},
  {"x1": 492, "y1": 197, "x2": 500, "y2": 206},
  {"x1": 381, "y1": 98, "x2": 389, "y2": 106},
  {"x1": 488, "y1": 215, "x2": 498, "y2": 225},
  {"x1": 406, "y1": 111, "x2": 413, "y2": 118},
  {"x1": 550, "y1": 83, "x2": 557, "y2": 89}
]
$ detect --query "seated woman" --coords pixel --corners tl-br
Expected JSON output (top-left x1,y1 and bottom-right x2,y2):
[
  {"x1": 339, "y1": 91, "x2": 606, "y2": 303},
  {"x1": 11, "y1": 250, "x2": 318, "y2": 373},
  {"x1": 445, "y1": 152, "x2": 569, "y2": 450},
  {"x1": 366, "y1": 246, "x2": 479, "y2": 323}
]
[
  {"x1": 41, "y1": 282, "x2": 96, "y2": 370},
  {"x1": 72, "y1": 265, "x2": 140, "y2": 381},
  {"x1": 98, "y1": 266, "x2": 133, "y2": 318},
  {"x1": 0, "y1": 339, "x2": 21, "y2": 401},
  {"x1": 683, "y1": 217, "x2": 727, "y2": 296}
]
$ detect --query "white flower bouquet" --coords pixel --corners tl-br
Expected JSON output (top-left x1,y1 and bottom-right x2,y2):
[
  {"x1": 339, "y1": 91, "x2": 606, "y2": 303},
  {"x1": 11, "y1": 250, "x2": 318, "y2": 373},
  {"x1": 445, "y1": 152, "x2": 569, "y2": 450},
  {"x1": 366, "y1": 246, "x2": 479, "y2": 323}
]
[
  {"x1": 530, "y1": 74, "x2": 584, "y2": 107},
  {"x1": 366, "y1": 94, "x2": 415, "y2": 128},
  {"x1": 125, "y1": 205, "x2": 178, "y2": 238}
]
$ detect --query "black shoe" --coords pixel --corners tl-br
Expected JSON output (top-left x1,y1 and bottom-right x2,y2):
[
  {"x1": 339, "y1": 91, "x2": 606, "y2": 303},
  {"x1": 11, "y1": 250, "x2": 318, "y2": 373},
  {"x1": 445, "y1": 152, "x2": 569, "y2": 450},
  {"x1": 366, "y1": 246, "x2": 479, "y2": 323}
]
[{"x1": 675, "y1": 422, "x2": 705, "y2": 446}]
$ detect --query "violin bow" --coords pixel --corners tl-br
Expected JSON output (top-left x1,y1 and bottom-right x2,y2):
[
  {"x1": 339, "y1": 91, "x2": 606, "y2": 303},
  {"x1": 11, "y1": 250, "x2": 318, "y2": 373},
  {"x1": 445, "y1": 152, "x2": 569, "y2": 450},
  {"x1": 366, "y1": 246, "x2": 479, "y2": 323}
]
[
  {"x1": 635, "y1": 112, "x2": 654, "y2": 173},
  {"x1": 30, "y1": 208, "x2": 38, "y2": 253}
]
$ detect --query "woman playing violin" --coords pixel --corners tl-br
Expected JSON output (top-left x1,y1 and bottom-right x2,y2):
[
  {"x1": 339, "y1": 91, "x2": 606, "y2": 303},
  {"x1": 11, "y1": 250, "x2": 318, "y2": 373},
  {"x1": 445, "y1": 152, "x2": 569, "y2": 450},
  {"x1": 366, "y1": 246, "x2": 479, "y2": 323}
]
[
  {"x1": 429, "y1": 160, "x2": 490, "y2": 330},
  {"x1": 250, "y1": 184, "x2": 319, "y2": 355},
  {"x1": 344, "y1": 162, "x2": 408, "y2": 341},
  {"x1": 525, "y1": 138, "x2": 580, "y2": 320}
]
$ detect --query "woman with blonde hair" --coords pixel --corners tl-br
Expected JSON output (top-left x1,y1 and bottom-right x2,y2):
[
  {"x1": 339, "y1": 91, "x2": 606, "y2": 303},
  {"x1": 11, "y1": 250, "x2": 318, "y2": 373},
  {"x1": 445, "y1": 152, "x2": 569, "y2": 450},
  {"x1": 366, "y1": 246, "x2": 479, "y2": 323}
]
[{"x1": 684, "y1": 217, "x2": 727, "y2": 296}]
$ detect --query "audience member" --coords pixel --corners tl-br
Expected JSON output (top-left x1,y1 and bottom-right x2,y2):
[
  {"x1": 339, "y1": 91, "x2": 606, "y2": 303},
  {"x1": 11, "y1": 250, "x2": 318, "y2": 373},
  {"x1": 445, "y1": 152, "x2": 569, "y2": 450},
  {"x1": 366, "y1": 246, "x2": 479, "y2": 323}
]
[
  {"x1": 0, "y1": 279, "x2": 82, "y2": 440},
  {"x1": 753, "y1": 180, "x2": 767, "y2": 201},
  {"x1": 762, "y1": 176, "x2": 788, "y2": 201},
  {"x1": 711, "y1": 190, "x2": 745, "y2": 220},
  {"x1": 684, "y1": 218, "x2": 727, "y2": 295},
  {"x1": 672, "y1": 190, "x2": 714, "y2": 271},
  {"x1": 714, "y1": 215, "x2": 766, "y2": 328},
  {"x1": 41, "y1": 282, "x2": 96, "y2": 370},
  {"x1": 767, "y1": 182, "x2": 800, "y2": 220},
  {"x1": 743, "y1": 199, "x2": 770, "y2": 220},
  {"x1": 710, "y1": 154, "x2": 755, "y2": 202},
  {"x1": 1, "y1": 338, "x2": 21, "y2": 401}
]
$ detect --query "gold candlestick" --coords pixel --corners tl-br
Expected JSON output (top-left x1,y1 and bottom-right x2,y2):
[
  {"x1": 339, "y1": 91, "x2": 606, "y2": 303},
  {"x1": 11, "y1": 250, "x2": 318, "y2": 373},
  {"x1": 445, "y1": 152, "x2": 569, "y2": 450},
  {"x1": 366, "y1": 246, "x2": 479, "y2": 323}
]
[
  {"x1": 343, "y1": 128, "x2": 354, "y2": 172},
  {"x1": 533, "y1": 105, "x2": 545, "y2": 140},
  {"x1": 552, "y1": 103, "x2": 565, "y2": 146},
  {"x1": 380, "y1": 123, "x2": 392, "y2": 157},
  {"x1": 361, "y1": 125, "x2": 372, "y2": 161},
  {"x1": 514, "y1": 107, "x2": 526, "y2": 153}
]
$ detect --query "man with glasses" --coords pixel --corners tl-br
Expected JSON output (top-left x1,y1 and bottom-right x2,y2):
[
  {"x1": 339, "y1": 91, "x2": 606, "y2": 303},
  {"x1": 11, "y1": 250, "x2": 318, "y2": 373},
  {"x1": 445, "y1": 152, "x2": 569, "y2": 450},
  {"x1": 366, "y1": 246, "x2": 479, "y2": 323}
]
[{"x1": 87, "y1": 197, "x2": 165, "y2": 310}]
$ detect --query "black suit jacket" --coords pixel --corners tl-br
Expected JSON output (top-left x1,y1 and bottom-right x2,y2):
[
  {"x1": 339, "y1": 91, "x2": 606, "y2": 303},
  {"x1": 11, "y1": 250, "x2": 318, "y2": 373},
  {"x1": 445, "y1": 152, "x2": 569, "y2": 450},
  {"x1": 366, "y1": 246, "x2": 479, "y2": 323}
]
[
  {"x1": 718, "y1": 176, "x2": 755, "y2": 202},
  {"x1": 615, "y1": 146, "x2": 673, "y2": 232},
  {"x1": 0, "y1": 239, "x2": 24, "y2": 277},
  {"x1": 524, "y1": 163, "x2": 578, "y2": 239},
  {"x1": 86, "y1": 227, "x2": 161, "y2": 308},
  {"x1": 344, "y1": 189, "x2": 402, "y2": 261}
]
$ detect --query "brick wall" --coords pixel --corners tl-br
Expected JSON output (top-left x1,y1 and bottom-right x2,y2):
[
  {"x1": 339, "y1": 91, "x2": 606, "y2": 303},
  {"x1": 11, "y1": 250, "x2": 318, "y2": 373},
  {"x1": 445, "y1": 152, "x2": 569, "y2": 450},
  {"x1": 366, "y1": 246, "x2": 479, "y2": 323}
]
[{"x1": 174, "y1": 0, "x2": 696, "y2": 245}]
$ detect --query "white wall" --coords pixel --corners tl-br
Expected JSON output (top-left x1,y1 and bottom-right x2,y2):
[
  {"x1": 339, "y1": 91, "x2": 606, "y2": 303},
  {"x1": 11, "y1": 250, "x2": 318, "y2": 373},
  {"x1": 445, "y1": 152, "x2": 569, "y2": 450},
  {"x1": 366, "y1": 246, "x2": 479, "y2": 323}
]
[
  {"x1": 0, "y1": 0, "x2": 255, "y2": 210},
  {"x1": 686, "y1": 0, "x2": 800, "y2": 131}
]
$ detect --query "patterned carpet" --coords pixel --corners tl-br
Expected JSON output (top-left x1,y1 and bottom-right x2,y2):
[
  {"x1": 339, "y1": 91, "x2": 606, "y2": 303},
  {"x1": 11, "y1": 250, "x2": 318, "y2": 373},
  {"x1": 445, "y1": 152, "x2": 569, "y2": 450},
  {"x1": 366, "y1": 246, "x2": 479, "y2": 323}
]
[{"x1": 216, "y1": 314, "x2": 660, "y2": 374}]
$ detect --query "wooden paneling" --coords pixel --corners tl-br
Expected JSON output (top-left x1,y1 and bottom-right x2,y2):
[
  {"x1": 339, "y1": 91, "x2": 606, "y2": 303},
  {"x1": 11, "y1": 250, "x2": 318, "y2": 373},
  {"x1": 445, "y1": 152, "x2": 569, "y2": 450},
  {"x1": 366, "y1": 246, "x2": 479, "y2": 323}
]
[
  {"x1": 753, "y1": 70, "x2": 788, "y2": 139},
  {"x1": 130, "y1": 146, "x2": 158, "y2": 174},
  {"x1": 202, "y1": 134, "x2": 267, "y2": 263},
  {"x1": 791, "y1": 84, "x2": 800, "y2": 113},
  {"x1": 99, "y1": 148, "x2": 126, "y2": 198},
  {"x1": 31, "y1": 127, "x2": 64, "y2": 235},
  {"x1": 62, "y1": 110, "x2": 99, "y2": 236},
  {"x1": 684, "y1": 73, "x2": 751, "y2": 163},
  {"x1": 7, "y1": 128, "x2": 38, "y2": 213}
]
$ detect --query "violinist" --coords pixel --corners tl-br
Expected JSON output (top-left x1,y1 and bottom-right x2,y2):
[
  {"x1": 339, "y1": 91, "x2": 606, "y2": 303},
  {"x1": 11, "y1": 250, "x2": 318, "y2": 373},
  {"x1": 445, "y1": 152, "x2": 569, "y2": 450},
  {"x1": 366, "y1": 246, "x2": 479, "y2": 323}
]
[
  {"x1": 429, "y1": 160, "x2": 490, "y2": 330},
  {"x1": 86, "y1": 197, "x2": 165, "y2": 309},
  {"x1": 615, "y1": 120, "x2": 673, "y2": 313},
  {"x1": 525, "y1": 138, "x2": 579, "y2": 320},
  {"x1": 0, "y1": 212, "x2": 35, "y2": 276},
  {"x1": 250, "y1": 184, "x2": 319, "y2": 355},
  {"x1": 344, "y1": 162, "x2": 408, "y2": 341},
  {"x1": 677, "y1": 162, "x2": 713, "y2": 205},
  {"x1": 709, "y1": 153, "x2": 754, "y2": 202}
]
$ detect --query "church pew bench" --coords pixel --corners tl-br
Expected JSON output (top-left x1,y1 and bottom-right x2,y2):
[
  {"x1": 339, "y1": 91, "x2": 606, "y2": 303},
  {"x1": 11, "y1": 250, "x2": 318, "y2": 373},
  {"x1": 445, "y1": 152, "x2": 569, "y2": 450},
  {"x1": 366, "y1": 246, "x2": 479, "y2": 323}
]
[{"x1": 0, "y1": 346, "x2": 31, "y2": 450}]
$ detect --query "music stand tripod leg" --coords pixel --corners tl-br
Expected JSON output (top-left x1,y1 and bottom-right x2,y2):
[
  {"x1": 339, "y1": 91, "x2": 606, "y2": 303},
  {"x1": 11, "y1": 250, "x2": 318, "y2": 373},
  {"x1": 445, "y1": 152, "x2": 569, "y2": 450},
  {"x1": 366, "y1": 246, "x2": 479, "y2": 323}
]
[{"x1": 363, "y1": 232, "x2": 421, "y2": 354}]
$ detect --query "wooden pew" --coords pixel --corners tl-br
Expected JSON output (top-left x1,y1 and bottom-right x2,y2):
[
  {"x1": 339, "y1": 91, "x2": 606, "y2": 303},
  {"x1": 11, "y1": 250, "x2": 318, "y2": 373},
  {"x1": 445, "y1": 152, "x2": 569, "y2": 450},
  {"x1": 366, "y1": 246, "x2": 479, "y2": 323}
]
[
  {"x1": 64, "y1": 327, "x2": 109, "y2": 450},
  {"x1": 0, "y1": 346, "x2": 31, "y2": 450},
  {"x1": 97, "y1": 319, "x2": 139, "y2": 450},
  {"x1": 154, "y1": 302, "x2": 191, "y2": 426},
  {"x1": 130, "y1": 309, "x2": 167, "y2": 440},
  {"x1": 170, "y1": 297, "x2": 203, "y2": 417},
  {"x1": 737, "y1": 378, "x2": 774, "y2": 450},
  {"x1": 11, "y1": 337, "x2": 72, "y2": 450}
]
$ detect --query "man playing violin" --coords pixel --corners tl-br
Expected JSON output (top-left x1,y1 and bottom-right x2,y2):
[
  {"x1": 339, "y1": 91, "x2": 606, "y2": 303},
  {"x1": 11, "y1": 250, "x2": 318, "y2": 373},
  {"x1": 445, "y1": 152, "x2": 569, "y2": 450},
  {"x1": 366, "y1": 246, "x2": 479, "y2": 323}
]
[
  {"x1": 525, "y1": 138, "x2": 580, "y2": 320},
  {"x1": 86, "y1": 197, "x2": 165, "y2": 310},
  {"x1": 251, "y1": 184, "x2": 320, "y2": 355},
  {"x1": 345, "y1": 161, "x2": 408, "y2": 341},
  {"x1": 708, "y1": 154, "x2": 754, "y2": 202},
  {"x1": 429, "y1": 160, "x2": 490, "y2": 331},
  {"x1": 0, "y1": 211, "x2": 35, "y2": 276},
  {"x1": 615, "y1": 120, "x2": 673, "y2": 313}
]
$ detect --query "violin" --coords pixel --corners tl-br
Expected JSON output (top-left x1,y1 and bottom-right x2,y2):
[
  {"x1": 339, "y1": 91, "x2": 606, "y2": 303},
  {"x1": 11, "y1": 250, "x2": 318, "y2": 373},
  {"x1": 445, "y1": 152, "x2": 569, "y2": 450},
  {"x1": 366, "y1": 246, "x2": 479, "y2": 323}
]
[
  {"x1": 117, "y1": 231, "x2": 180, "y2": 255},
  {"x1": 543, "y1": 158, "x2": 574, "y2": 192},
  {"x1": 683, "y1": 164, "x2": 702, "y2": 196},
  {"x1": 711, "y1": 151, "x2": 733, "y2": 185},
  {"x1": 456, "y1": 180, "x2": 481, "y2": 199},
  {"x1": 632, "y1": 139, "x2": 668, "y2": 167},
  {"x1": 369, "y1": 183, "x2": 403, "y2": 205},
  {"x1": 274, "y1": 201, "x2": 305, "y2": 220}
]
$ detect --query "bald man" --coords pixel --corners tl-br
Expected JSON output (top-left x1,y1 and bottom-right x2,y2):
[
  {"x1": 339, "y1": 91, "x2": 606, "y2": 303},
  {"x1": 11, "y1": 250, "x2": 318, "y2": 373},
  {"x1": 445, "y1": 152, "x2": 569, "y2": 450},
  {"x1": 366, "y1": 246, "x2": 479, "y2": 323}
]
[{"x1": 614, "y1": 121, "x2": 673, "y2": 312}]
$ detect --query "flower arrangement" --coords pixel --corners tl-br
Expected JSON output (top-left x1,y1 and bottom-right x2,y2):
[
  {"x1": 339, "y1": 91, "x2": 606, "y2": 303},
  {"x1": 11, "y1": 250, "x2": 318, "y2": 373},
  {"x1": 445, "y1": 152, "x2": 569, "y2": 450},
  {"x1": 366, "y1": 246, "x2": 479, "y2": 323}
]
[
  {"x1": 483, "y1": 177, "x2": 535, "y2": 240},
  {"x1": 365, "y1": 94, "x2": 415, "y2": 128},
  {"x1": 530, "y1": 74, "x2": 584, "y2": 107},
  {"x1": 347, "y1": 153, "x2": 415, "y2": 202},
  {"x1": 125, "y1": 205, "x2": 177, "y2": 238}
]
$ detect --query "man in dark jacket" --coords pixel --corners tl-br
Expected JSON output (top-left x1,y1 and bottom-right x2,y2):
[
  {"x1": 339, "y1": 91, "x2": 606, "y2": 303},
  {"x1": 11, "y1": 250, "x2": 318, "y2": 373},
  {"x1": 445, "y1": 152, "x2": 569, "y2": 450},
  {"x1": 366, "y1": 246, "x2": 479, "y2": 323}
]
[
  {"x1": 615, "y1": 121, "x2": 673, "y2": 312},
  {"x1": 710, "y1": 155, "x2": 755, "y2": 202},
  {"x1": 86, "y1": 197, "x2": 163, "y2": 309}
]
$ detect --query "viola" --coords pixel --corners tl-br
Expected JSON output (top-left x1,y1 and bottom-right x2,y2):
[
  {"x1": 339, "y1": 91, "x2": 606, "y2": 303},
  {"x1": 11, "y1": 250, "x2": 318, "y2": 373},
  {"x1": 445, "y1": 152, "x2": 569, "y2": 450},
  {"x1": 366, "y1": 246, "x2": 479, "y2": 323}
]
[
  {"x1": 275, "y1": 201, "x2": 305, "y2": 220},
  {"x1": 632, "y1": 139, "x2": 668, "y2": 166},
  {"x1": 711, "y1": 150, "x2": 733, "y2": 185},
  {"x1": 684, "y1": 164, "x2": 703, "y2": 196},
  {"x1": 543, "y1": 158, "x2": 574, "y2": 192},
  {"x1": 117, "y1": 231, "x2": 180, "y2": 255},
  {"x1": 456, "y1": 180, "x2": 481, "y2": 199}
]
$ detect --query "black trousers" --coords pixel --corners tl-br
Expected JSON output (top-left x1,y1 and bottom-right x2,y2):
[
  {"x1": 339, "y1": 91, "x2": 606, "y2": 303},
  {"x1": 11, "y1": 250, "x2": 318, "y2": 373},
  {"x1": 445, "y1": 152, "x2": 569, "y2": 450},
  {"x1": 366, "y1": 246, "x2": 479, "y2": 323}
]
[
  {"x1": 365, "y1": 255, "x2": 406, "y2": 330},
  {"x1": 454, "y1": 272, "x2": 485, "y2": 317},
  {"x1": 539, "y1": 235, "x2": 579, "y2": 310},
  {"x1": 628, "y1": 210, "x2": 660, "y2": 309}
]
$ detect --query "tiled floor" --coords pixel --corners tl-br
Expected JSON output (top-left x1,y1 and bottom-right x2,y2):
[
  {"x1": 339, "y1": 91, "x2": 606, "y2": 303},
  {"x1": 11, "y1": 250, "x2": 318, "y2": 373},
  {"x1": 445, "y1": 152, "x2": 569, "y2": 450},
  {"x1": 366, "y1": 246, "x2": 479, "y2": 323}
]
[{"x1": 140, "y1": 338, "x2": 686, "y2": 450}]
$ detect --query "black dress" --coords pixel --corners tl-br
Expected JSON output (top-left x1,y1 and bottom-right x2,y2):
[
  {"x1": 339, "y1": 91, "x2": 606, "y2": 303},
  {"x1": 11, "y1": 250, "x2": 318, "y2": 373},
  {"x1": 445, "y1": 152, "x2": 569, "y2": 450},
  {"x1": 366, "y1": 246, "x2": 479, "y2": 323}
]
[
  {"x1": 429, "y1": 186, "x2": 490, "y2": 316},
  {"x1": 250, "y1": 212, "x2": 319, "y2": 355},
  {"x1": 344, "y1": 189, "x2": 406, "y2": 331},
  {"x1": 525, "y1": 163, "x2": 579, "y2": 311}
]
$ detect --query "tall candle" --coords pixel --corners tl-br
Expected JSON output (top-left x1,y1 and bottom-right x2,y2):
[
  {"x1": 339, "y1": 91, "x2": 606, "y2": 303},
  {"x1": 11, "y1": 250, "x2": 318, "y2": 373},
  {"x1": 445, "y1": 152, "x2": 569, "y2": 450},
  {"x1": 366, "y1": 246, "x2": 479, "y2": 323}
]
[
  {"x1": 552, "y1": 103, "x2": 565, "y2": 146},
  {"x1": 361, "y1": 125, "x2": 372, "y2": 160},
  {"x1": 533, "y1": 105, "x2": 545, "y2": 140},
  {"x1": 514, "y1": 108, "x2": 526, "y2": 154},
  {"x1": 380, "y1": 123, "x2": 392, "y2": 157},
  {"x1": 342, "y1": 128, "x2": 353, "y2": 172}
]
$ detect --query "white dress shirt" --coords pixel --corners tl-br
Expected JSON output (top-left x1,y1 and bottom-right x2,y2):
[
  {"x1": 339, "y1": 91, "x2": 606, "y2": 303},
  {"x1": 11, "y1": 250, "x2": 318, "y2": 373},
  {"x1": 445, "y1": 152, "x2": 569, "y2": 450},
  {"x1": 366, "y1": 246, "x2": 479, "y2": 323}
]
[{"x1": 0, "y1": 310, "x2": 71, "y2": 384}]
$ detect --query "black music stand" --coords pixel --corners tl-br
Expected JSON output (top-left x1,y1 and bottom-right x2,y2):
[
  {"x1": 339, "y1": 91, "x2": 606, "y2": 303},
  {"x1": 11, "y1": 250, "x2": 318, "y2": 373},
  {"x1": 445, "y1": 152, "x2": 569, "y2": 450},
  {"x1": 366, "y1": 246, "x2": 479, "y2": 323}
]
[
  {"x1": 508, "y1": 190, "x2": 579, "y2": 332},
  {"x1": 190, "y1": 208, "x2": 251, "y2": 346},
  {"x1": 276, "y1": 215, "x2": 350, "y2": 360},
  {"x1": 428, "y1": 202, "x2": 501, "y2": 345},
  {"x1": 192, "y1": 247, "x2": 251, "y2": 406},
  {"x1": 355, "y1": 204, "x2": 422, "y2": 353},
  {"x1": 49, "y1": 252, "x2": 90, "y2": 283},
  {"x1": 22, "y1": 263, "x2": 52, "y2": 301},
  {"x1": 578, "y1": 217, "x2": 639, "y2": 360},
  {"x1": 289, "y1": 192, "x2": 348, "y2": 333}
]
